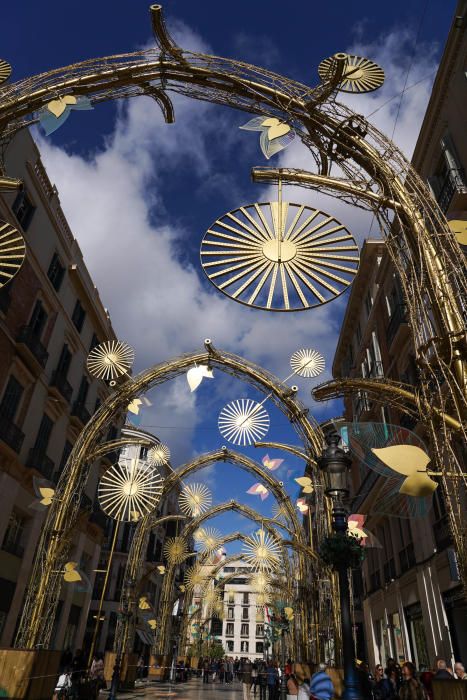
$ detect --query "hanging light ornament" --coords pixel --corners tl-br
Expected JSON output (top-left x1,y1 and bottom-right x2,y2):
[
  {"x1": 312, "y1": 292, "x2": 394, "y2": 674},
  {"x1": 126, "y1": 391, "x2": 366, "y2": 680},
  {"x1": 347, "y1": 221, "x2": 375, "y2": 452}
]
[
  {"x1": 179, "y1": 483, "x2": 212, "y2": 517},
  {"x1": 147, "y1": 443, "x2": 171, "y2": 466},
  {"x1": 219, "y1": 398, "x2": 270, "y2": 446},
  {"x1": 98, "y1": 458, "x2": 163, "y2": 522},
  {"x1": 163, "y1": 536, "x2": 188, "y2": 565},
  {"x1": 87, "y1": 340, "x2": 134, "y2": 383},
  {"x1": 242, "y1": 528, "x2": 281, "y2": 572},
  {"x1": 318, "y1": 53, "x2": 385, "y2": 93}
]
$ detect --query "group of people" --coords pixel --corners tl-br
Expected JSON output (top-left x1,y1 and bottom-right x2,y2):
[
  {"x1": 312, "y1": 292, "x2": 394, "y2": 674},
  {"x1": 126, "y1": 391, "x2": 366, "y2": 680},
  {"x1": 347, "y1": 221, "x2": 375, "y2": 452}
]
[
  {"x1": 358, "y1": 656, "x2": 467, "y2": 700},
  {"x1": 53, "y1": 649, "x2": 106, "y2": 699}
]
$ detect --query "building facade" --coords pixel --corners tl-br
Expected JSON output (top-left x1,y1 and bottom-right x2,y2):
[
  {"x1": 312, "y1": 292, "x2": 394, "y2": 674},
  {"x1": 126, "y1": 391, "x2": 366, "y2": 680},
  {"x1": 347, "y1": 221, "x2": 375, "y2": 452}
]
[{"x1": 0, "y1": 129, "x2": 124, "y2": 650}]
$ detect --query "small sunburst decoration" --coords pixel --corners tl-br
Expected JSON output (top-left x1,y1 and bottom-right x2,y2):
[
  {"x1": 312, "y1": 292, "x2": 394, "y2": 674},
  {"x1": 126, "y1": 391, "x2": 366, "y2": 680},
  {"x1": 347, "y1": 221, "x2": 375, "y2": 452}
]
[
  {"x1": 0, "y1": 220, "x2": 26, "y2": 289},
  {"x1": 194, "y1": 527, "x2": 222, "y2": 553},
  {"x1": 318, "y1": 53, "x2": 385, "y2": 93},
  {"x1": 0, "y1": 59, "x2": 12, "y2": 85},
  {"x1": 163, "y1": 536, "x2": 188, "y2": 566},
  {"x1": 242, "y1": 528, "x2": 281, "y2": 572},
  {"x1": 147, "y1": 442, "x2": 171, "y2": 466},
  {"x1": 219, "y1": 399, "x2": 270, "y2": 446},
  {"x1": 179, "y1": 483, "x2": 212, "y2": 517},
  {"x1": 240, "y1": 116, "x2": 295, "y2": 158},
  {"x1": 98, "y1": 458, "x2": 163, "y2": 522},
  {"x1": 87, "y1": 340, "x2": 135, "y2": 382},
  {"x1": 290, "y1": 349, "x2": 325, "y2": 378},
  {"x1": 184, "y1": 563, "x2": 206, "y2": 592},
  {"x1": 251, "y1": 571, "x2": 272, "y2": 592}
]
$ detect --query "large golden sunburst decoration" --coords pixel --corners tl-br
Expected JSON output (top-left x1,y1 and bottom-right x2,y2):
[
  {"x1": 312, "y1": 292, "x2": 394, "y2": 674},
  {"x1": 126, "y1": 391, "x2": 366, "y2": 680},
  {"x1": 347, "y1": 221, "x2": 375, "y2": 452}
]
[
  {"x1": 163, "y1": 536, "x2": 188, "y2": 566},
  {"x1": 218, "y1": 399, "x2": 270, "y2": 446},
  {"x1": 98, "y1": 458, "x2": 163, "y2": 522},
  {"x1": 318, "y1": 53, "x2": 385, "y2": 93},
  {"x1": 87, "y1": 340, "x2": 135, "y2": 382},
  {"x1": 184, "y1": 563, "x2": 207, "y2": 592},
  {"x1": 200, "y1": 201, "x2": 359, "y2": 311},
  {"x1": 251, "y1": 571, "x2": 272, "y2": 592},
  {"x1": 179, "y1": 483, "x2": 212, "y2": 517},
  {"x1": 242, "y1": 529, "x2": 281, "y2": 572},
  {"x1": 0, "y1": 220, "x2": 26, "y2": 289},
  {"x1": 194, "y1": 527, "x2": 222, "y2": 553}
]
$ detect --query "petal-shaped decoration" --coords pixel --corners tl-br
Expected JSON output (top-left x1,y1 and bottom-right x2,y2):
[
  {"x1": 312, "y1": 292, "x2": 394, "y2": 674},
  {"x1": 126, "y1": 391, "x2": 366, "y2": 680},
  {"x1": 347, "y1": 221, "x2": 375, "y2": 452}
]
[
  {"x1": 70, "y1": 97, "x2": 93, "y2": 111},
  {"x1": 371, "y1": 445, "x2": 431, "y2": 477},
  {"x1": 47, "y1": 95, "x2": 77, "y2": 117},
  {"x1": 399, "y1": 472, "x2": 438, "y2": 497},
  {"x1": 63, "y1": 562, "x2": 82, "y2": 583},
  {"x1": 157, "y1": 565, "x2": 166, "y2": 575},
  {"x1": 267, "y1": 122, "x2": 291, "y2": 140},
  {"x1": 239, "y1": 116, "x2": 269, "y2": 131},
  {"x1": 39, "y1": 108, "x2": 73, "y2": 135},
  {"x1": 247, "y1": 483, "x2": 269, "y2": 499},
  {"x1": 448, "y1": 219, "x2": 467, "y2": 246},
  {"x1": 284, "y1": 607, "x2": 294, "y2": 621},
  {"x1": 186, "y1": 365, "x2": 214, "y2": 392},
  {"x1": 139, "y1": 596, "x2": 151, "y2": 609},
  {"x1": 261, "y1": 117, "x2": 280, "y2": 127},
  {"x1": 147, "y1": 619, "x2": 157, "y2": 629},
  {"x1": 296, "y1": 498, "x2": 309, "y2": 513},
  {"x1": 295, "y1": 476, "x2": 314, "y2": 494},
  {"x1": 38, "y1": 487, "x2": 55, "y2": 506},
  {"x1": 128, "y1": 398, "x2": 143, "y2": 415},
  {"x1": 260, "y1": 129, "x2": 295, "y2": 158},
  {"x1": 262, "y1": 454, "x2": 284, "y2": 471}
]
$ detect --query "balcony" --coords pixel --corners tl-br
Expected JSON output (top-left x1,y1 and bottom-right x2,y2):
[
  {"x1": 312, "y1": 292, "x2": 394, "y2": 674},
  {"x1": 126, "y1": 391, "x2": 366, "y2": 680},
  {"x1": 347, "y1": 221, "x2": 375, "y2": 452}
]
[
  {"x1": 386, "y1": 304, "x2": 409, "y2": 349},
  {"x1": 383, "y1": 558, "x2": 396, "y2": 584},
  {"x1": 26, "y1": 448, "x2": 55, "y2": 480},
  {"x1": 399, "y1": 542, "x2": 416, "y2": 574},
  {"x1": 71, "y1": 401, "x2": 91, "y2": 426},
  {"x1": 2, "y1": 539, "x2": 25, "y2": 558},
  {"x1": 16, "y1": 325, "x2": 49, "y2": 368},
  {"x1": 436, "y1": 168, "x2": 467, "y2": 214},
  {"x1": 0, "y1": 412, "x2": 25, "y2": 453},
  {"x1": 50, "y1": 370, "x2": 72, "y2": 403},
  {"x1": 433, "y1": 514, "x2": 453, "y2": 550}
]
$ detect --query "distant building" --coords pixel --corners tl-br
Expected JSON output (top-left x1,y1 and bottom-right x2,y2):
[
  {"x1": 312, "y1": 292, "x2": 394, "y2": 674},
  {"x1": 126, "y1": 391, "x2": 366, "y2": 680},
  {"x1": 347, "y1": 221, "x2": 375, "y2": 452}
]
[{"x1": 0, "y1": 129, "x2": 122, "y2": 649}]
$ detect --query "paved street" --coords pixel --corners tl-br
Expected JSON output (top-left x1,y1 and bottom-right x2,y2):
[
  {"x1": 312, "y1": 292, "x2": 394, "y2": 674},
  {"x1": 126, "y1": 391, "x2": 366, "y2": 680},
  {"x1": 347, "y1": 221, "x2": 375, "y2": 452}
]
[{"x1": 107, "y1": 678, "x2": 244, "y2": 699}]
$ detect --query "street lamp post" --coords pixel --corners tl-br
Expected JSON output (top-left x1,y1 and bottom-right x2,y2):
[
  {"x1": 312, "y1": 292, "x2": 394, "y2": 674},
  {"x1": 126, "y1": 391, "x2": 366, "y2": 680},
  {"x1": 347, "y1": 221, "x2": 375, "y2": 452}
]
[{"x1": 318, "y1": 432, "x2": 361, "y2": 700}]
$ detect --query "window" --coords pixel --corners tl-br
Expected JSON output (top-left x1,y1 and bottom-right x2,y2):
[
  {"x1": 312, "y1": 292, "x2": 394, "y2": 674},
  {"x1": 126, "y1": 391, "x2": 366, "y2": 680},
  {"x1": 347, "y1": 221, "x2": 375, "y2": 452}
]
[
  {"x1": 256, "y1": 642, "x2": 263, "y2": 654},
  {"x1": 227, "y1": 607, "x2": 234, "y2": 620},
  {"x1": 29, "y1": 300, "x2": 48, "y2": 338},
  {"x1": 140, "y1": 446, "x2": 148, "y2": 460},
  {"x1": 34, "y1": 414, "x2": 54, "y2": 454},
  {"x1": 227, "y1": 640, "x2": 234, "y2": 652},
  {"x1": 228, "y1": 592, "x2": 235, "y2": 604},
  {"x1": 12, "y1": 190, "x2": 36, "y2": 231},
  {"x1": 47, "y1": 253, "x2": 65, "y2": 292},
  {"x1": 225, "y1": 622, "x2": 234, "y2": 636},
  {"x1": 241, "y1": 623, "x2": 249, "y2": 636},
  {"x1": 76, "y1": 377, "x2": 89, "y2": 406},
  {"x1": 71, "y1": 300, "x2": 86, "y2": 332},
  {"x1": 3, "y1": 511, "x2": 26, "y2": 554},
  {"x1": 56, "y1": 344, "x2": 72, "y2": 378},
  {"x1": 256, "y1": 624, "x2": 264, "y2": 637},
  {"x1": 242, "y1": 592, "x2": 249, "y2": 605},
  {"x1": 0, "y1": 376, "x2": 24, "y2": 420},
  {"x1": 242, "y1": 607, "x2": 249, "y2": 620},
  {"x1": 240, "y1": 641, "x2": 249, "y2": 653},
  {"x1": 89, "y1": 333, "x2": 99, "y2": 351}
]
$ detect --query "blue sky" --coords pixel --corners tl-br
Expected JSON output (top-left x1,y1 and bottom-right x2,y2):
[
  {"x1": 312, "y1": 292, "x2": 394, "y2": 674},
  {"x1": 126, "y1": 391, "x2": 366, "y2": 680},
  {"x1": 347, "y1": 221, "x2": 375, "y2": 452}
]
[{"x1": 3, "y1": 1, "x2": 455, "y2": 547}]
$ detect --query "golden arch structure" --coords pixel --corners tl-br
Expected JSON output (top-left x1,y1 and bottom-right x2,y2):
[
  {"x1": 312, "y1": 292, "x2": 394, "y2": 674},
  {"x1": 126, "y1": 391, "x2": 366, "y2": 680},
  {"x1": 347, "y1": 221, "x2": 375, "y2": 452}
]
[
  {"x1": 0, "y1": 1, "x2": 464, "y2": 648},
  {"x1": 15, "y1": 343, "x2": 325, "y2": 649}
]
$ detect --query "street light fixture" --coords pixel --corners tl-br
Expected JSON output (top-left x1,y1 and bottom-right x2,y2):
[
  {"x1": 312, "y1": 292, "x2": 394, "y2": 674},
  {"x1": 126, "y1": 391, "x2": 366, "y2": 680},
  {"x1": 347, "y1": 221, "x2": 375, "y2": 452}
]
[{"x1": 318, "y1": 432, "x2": 361, "y2": 700}]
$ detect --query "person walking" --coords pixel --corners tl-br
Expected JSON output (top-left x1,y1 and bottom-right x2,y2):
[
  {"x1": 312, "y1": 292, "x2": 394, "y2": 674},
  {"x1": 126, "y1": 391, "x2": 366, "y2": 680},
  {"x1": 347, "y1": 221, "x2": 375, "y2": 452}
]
[
  {"x1": 89, "y1": 652, "x2": 105, "y2": 699},
  {"x1": 294, "y1": 662, "x2": 311, "y2": 700},
  {"x1": 287, "y1": 672, "x2": 299, "y2": 700},
  {"x1": 399, "y1": 662, "x2": 426, "y2": 700},
  {"x1": 53, "y1": 668, "x2": 72, "y2": 700},
  {"x1": 242, "y1": 659, "x2": 253, "y2": 700},
  {"x1": 252, "y1": 661, "x2": 259, "y2": 696},
  {"x1": 309, "y1": 663, "x2": 335, "y2": 700},
  {"x1": 373, "y1": 664, "x2": 396, "y2": 699},
  {"x1": 203, "y1": 657, "x2": 210, "y2": 684},
  {"x1": 267, "y1": 660, "x2": 278, "y2": 700},
  {"x1": 258, "y1": 661, "x2": 268, "y2": 700}
]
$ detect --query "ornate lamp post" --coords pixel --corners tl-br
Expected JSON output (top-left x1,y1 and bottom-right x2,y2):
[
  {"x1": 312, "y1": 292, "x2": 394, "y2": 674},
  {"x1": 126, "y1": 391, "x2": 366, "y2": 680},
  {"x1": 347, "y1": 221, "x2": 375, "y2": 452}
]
[{"x1": 318, "y1": 433, "x2": 360, "y2": 700}]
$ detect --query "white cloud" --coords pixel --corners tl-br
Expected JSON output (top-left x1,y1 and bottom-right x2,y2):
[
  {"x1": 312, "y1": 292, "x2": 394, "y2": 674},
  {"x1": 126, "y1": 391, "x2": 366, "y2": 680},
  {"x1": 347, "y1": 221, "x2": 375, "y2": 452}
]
[{"x1": 37, "y1": 24, "x2": 438, "y2": 465}]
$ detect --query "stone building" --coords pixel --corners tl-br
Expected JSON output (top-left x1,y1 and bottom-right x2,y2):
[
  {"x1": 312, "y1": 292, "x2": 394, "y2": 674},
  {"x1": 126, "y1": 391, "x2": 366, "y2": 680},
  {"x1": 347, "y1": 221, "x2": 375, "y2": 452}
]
[{"x1": 0, "y1": 129, "x2": 123, "y2": 650}]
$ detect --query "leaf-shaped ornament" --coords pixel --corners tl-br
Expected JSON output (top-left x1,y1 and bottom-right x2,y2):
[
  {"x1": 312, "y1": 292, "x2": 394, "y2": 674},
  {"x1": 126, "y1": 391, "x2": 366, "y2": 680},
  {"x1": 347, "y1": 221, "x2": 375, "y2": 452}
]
[
  {"x1": 371, "y1": 445, "x2": 431, "y2": 477},
  {"x1": 39, "y1": 487, "x2": 55, "y2": 506},
  {"x1": 47, "y1": 95, "x2": 77, "y2": 117},
  {"x1": 399, "y1": 472, "x2": 438, "y2": 497},
  {"x1": 295, "y1": 476, "x2": 314, "y2": 494},
  {"x1": 186, "y1": 365, "x2": 214, "y2": 392},
  {"x1": 63, "y1": 562, "x2": 82, "y2": 583},
  {"x1": 267, "y1": 122, "x2": 291, "y2": 140}
]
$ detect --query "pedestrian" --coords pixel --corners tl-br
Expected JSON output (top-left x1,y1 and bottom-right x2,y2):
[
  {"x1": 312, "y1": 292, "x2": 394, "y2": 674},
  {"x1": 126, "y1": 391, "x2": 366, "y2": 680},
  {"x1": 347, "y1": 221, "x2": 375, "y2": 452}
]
[
  {"x1": 373, "y1": 664, "x2": 396, "y2": 699},
  {"x1": 252, "y1": 661, "x2": 258, "y2": 696},
  {"x1": 294, "y1": 662, "x2": 311, "y2": 700},
  {"x1": 267, "y1": 660, "x2": 278, "y2": 700},
  {"x1": 136, "y1": 654, "x2": 145, "y2": 681},
  {"x1": 258, "y1": 661, "x2": 268, "y2": 700},
  {"x1": 203, "y1": 657, "x2": 210, "y2": 684},
  {"x1": 357, "y1": 661, "x2": 373, "y2": 700},
  {"x1": 399, "y1": 662, "x2": 426, "y2": 700},
  {"x1": 309, "y1": 663, "x2": 335, "y2": 700},
  {"x1": 89, "y1": 652, "x2": 105, "y2": 699},
  {"x1": 287, "y1": 672, "x2": 299, "y2": 699},
  {"x1": 242, "y1": 659, "x2": 253, "y2": 700},
  {"x1": 53, "y1": 667, "x2": 72, "y2": 700},
  {"x1": 455, "y1": 662, "x2": 467, "y2": 680},
  {"x1": 433, "y1": 659, "x2": 452, "y2": 680},
  {"x1": 70, "y1": 649, "x2": 86, "y2": 698}
]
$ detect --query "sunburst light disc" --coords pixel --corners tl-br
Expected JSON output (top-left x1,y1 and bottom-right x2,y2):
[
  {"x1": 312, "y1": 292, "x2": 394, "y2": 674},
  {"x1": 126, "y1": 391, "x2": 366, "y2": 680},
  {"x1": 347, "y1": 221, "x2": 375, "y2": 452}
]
[
  {"x1": 87, "y1": 340, "x2": 134, "y2": 381},
  {"x1": 194, "y1": 527, "x2": 222, "y2": 553},
  {"x1": 0, "y1": 60, "x2": 12, "y2": 85},
  {"x1": 219, "y1": 399, "x2": 270, "y2": 446},
  {"x1": 147, "y1": 443, "x2": 171, "y2": 466},
  {"x1": 290, "y1": 348, "x2": 325, "y2": 378},
  {"x1": 0, "y1": 220, "x2": 26, "y2": 288},
  {"x1": 184, "y1": 563, "x2": 206, "y2": 592},
  {"x1": 318, "y1": 53, "x2": 385, "y2": 93},
  {"x1": 163, "y1": 536, "x2": 188, "y2": 565},
  {"x1": 201, "y1": 202, "x2": 359, "y2": 311},
  {"x1": 242, "y1": 529, "x2": 281, "y2": 572},
  {"x1": 179, "y1": 483, "x2": 212, "y2": 517},
  {"x1": 98, "y1": 459, "x2": 163, "y2": 522}
]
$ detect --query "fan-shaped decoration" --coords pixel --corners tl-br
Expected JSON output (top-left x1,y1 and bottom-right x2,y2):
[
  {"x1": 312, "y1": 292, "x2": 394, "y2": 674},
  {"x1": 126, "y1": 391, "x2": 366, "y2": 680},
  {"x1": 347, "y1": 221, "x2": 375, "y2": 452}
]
[
  {"x1": 219, "y1": 399, "x2": 270, "y2": 446},
  {"x1": 0, "y1": 220, "x2": 26, "y2": 289},
  {"x1": 87, "y1": 340, "x2": 134, "y2": 381},
  {"x1": 318, "y1": 53, "x2": 385, "y2": 93},
  {"x1": 239, "y1": 116, "x2": 295, "y2": 158},
  {"x1": 290, "y1": 348, "x2": 325, "y2": 378},
  {"x1": 184, "y1": 563, "x2": 206, "y2": 592},
  {"x1": 163, "y1": 536, "x2": 188, "y2": 565},
  {"x1": 147, "y1": 443, "x2": 171, "y2": 466},
  {"x1": 201, "y1": 202, "x2": 359, "y2": 311},
  {"x1": 194, "y1": 527, "x2": 222, "y2": 553},
  {"x1": 0, "y1": 59, "x2": 12, "y2": 85},
  {"x1": 334, "y1": 422, "x2": 435, "y2": 517},
  {"x1": 242, "y1": 529, "x2": 281, "y2": 572},
  {"x1": 179, "y1": 483, "x2": 212, "y2": 517},
  {"x1": 98, "y1": 459, "x2": 163, "y2": 522},
  {"x1": 63, "y1": 562, "x2": 82, "y2": 583}
]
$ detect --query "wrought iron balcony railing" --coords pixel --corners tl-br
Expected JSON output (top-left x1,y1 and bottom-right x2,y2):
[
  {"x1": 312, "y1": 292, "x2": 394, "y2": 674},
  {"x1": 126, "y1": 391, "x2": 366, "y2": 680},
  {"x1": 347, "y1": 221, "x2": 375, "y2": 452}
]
[
  {"x1": 26, "y1": 448, "x2": 55, "y2": 480},
  {"x1": 0, "y1": 412, "x2": 25, "y2": 453},
  {"x1": 50, "y1": 370, "x2": 72, "y2": 403},
  {"x1": 16, "y1": 325, "x2": 49, "y2": 368}
]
